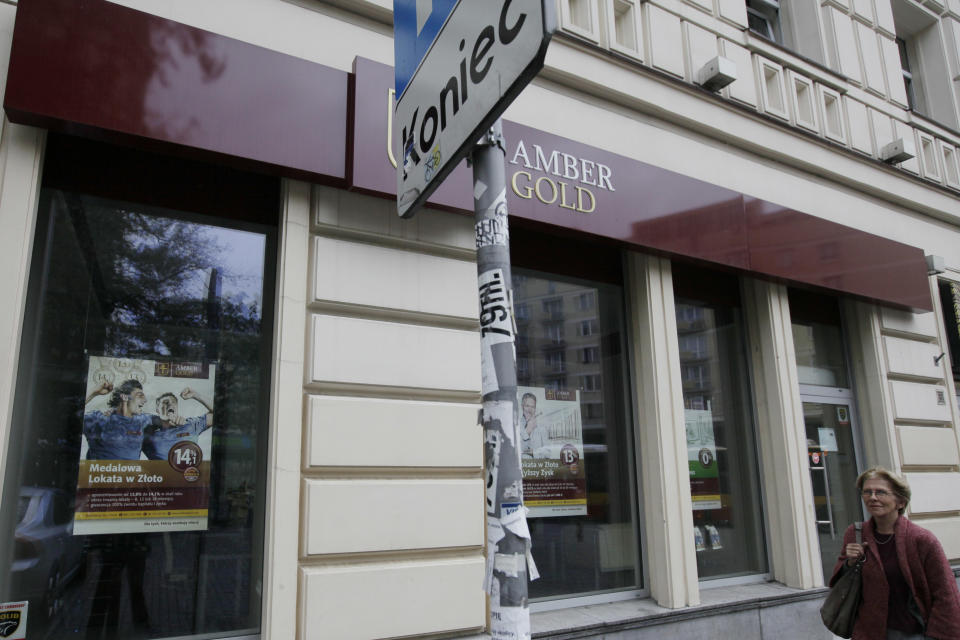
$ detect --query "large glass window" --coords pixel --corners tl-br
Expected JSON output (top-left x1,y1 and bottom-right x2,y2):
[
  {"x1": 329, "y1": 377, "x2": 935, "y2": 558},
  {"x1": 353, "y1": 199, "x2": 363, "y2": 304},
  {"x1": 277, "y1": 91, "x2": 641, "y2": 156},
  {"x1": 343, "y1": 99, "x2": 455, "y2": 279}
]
[
  {"x1": 511, "y1": 230, "x2": 639, "y2": 601},
  {"x1": 0, "y1": 135, "x2": 277, "y2": 639},
  {"x1": 790, "y1": 289, "x2": 849, "y2": 388},
  {"x1": 673, "y1": 264, "x2": 768, "y2": 580}
]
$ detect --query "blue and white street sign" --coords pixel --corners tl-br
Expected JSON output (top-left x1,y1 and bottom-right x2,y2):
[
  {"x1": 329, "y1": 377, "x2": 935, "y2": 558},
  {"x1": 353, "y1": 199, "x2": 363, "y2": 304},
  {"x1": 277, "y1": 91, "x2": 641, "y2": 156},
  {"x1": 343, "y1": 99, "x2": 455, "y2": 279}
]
[
  {"x1": 394, "y1": 0, "x2": 554, "y2": 218},
  {"x1": 394, "y1": 0, "x2": 458, "y2": 98}
]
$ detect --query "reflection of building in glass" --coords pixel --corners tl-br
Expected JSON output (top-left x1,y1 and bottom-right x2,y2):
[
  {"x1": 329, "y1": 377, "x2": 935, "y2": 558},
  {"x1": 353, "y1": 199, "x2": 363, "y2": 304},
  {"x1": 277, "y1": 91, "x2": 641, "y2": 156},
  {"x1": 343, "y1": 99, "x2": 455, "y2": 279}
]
[
  {"x1": 676, "y1": 304, "x2": 722, "y2": 419},
  {"x1": 512, "y1": 275, "x2": 603, "y2": 432}
]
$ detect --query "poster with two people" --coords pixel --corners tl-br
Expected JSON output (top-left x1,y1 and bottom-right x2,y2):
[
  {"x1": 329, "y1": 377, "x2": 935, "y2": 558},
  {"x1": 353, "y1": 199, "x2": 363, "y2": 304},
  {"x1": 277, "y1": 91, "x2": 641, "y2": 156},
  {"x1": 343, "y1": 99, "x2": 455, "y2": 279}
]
[{"x1": 76, "y1": 355, "x2": 214, "y2": 534}]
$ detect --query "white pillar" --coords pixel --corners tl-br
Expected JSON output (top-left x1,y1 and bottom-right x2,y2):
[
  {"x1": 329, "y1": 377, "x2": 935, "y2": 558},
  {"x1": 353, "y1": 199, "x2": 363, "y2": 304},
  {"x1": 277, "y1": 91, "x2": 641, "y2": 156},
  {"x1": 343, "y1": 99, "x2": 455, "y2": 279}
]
[
  {"x1": 625, "y1": 253, "x2": 699, "y2": 608},
  {"x1": 842, "y1": 300, "x2": 901, "y2": 471},
  {"x1": 262, "y1": 178, "x2": 310, "y2": 640},
  {"x1": 0, "y1": 121, "x2": 46, "y2": 501},
  {"x1": 742, "y1": 278, "x2": 822, "y2": 588}
]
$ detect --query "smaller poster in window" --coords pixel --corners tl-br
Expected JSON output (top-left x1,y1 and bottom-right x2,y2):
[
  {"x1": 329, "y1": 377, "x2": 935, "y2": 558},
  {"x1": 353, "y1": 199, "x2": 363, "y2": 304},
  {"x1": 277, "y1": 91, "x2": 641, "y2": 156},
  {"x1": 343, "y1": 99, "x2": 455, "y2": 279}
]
[
  {"x1": 518, "y1": 386, "x2": 587, "y2": 518},
  {"x1": 836, "y1": 406, "x2": 849, "y2": 425},
  {"x1": 75, "y1": 356, "x2": 215, "y2": 535},
  {"x1": 819, "y1": 427, "x2": 839, "y2": 452},
  {"x1": 686, "y1": 409, "x2": 721, "y2": 511}
]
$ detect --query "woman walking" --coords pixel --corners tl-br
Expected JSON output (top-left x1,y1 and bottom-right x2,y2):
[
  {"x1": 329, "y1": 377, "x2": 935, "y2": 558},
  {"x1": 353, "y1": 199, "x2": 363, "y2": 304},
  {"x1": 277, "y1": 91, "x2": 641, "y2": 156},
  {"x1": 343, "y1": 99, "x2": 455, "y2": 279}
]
[{"x1": 832, "y1": 467, "x2": 960, "y2": 639}]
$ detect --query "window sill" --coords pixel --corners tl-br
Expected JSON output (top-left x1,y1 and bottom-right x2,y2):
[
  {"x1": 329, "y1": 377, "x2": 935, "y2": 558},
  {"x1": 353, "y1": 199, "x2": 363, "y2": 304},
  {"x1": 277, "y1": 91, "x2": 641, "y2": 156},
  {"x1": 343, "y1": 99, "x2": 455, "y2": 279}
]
[
  {"x1": 529, "y1": 581, "x2": 828, "y2": 638},
  {"x1": 906, "y1": 108, "x2": 960, "y2": 144},
  {"x1": 458, "y1": 571, "x2": 958, "y2": 638}
]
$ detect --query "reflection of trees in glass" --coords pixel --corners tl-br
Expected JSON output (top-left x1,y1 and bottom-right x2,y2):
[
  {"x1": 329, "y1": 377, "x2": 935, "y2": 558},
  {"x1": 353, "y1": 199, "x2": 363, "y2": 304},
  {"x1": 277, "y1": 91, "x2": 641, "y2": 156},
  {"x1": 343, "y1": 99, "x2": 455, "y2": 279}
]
[
  {"x1": 14, "y1": 189, "x2": 270, "y2": 635},
  {"x1": 28, "y1": 191, "x2": 266, "y2": 508},
  {"x1": 97, "y1": 210, "x2": 225, "y2": 355}
]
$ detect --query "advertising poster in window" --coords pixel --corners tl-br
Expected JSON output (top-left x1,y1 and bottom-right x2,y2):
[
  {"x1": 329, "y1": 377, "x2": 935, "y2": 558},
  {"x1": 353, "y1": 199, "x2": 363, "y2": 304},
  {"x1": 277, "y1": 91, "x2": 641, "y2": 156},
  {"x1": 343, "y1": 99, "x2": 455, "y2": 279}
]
[
  {"x1": 686, "y1": 409, "x2": 720, "y2": 510},
  {"x1": 75, "y1": 356, "x2": 214, "y2": 534},
  {"x1": 518, "y1": 386, "x2": 587, "y2": 517}
]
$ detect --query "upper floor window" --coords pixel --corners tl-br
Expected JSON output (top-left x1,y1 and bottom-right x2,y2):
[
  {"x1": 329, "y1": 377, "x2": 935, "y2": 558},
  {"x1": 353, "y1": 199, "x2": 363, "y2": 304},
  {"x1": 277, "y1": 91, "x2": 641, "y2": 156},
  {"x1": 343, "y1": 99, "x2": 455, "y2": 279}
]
[
  {"x1": 545, "y1": 322, "x2": 565, "y2": 344},
  {"x1": 581, "y1": 346, "x2": 600, "y2": 363},
  {"x1": 546, "y1": 350, "x2": 567, "y2": 373},
  {"x1": 897, "y1": 37, "x2": 918, "y2": 111},
  {"x1": 581, "y1": 373, "x2": 602, "y2": 391},
  {"x1": 892, "y1": 0, "x2": 958, "y2": 128},
  {"x1": 679, "y1": 334, "x2": 708, "y2": 360},
  {"x1": 747, "y1": 0, "x2": 781, "y2": 42},
  {"x1": 578, "y1": 319, "x2": 598, "y2": 336},
  {"x1": 517, "y1": 356, "x2": 531, "y2": 381},
  {"x1": 515, "y1": 302, "x2": 530, "y2": 321},
  {"x1": 543, "y1": 297, "x2": 564, "y2": 317},
  {"x1": 746, "y1": 0, "x2": 828, "y2": 65},
  {"x1": 576, "y1": 292, "x2": 596, "y2": 311}
]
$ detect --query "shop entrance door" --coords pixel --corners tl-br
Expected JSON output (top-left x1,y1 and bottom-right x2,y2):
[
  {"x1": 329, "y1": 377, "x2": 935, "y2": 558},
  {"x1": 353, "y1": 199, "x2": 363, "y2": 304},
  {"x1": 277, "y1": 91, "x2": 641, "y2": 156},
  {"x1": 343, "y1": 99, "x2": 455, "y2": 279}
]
[{"x1": 800, "y1": 388, "x2": 863, "y2": 581}]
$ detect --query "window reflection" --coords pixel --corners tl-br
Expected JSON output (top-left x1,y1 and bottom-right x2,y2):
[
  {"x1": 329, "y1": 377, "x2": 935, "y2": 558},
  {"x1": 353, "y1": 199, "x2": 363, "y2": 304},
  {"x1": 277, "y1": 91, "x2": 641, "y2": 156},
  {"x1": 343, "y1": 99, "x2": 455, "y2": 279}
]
[
  {"x1": 674, "y1": 266, "x2": 768, "y2": 580},
  {"x1": 789, "y1": 289, "x2": 849, "y2": 388},
  {"x1": 513, "y1": 269, "x2": 639, "y2": 599},
  {"x1": 1, "y1": 190, "x2": 274, "y2": 639}
]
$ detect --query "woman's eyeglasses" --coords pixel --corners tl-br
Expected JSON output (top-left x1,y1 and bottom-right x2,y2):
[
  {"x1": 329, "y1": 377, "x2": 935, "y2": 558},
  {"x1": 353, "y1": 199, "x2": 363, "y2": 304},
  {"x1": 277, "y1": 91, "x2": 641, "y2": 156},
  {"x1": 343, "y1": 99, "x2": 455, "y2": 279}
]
[{"x1": 861, "y1": 489, "x2": 892, "y2": 498}]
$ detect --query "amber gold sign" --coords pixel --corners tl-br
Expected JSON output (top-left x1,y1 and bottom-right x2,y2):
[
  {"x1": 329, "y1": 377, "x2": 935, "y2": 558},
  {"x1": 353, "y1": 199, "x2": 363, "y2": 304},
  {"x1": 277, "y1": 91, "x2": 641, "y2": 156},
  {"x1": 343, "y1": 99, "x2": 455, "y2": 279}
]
[
  {"x1": 510, "y1": 171, "x2": 595, "y2": 213},
  {"x1": 507, "y1": 139, "x2": 612, "y2": 215}
]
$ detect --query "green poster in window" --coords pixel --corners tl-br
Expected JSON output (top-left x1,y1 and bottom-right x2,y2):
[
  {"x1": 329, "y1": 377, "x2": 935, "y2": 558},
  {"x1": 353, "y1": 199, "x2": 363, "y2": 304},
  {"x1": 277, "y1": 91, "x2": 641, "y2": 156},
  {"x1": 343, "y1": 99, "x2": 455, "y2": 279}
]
[{"x1": 686, "y1": 408, "x2": 720, "y2": 511}]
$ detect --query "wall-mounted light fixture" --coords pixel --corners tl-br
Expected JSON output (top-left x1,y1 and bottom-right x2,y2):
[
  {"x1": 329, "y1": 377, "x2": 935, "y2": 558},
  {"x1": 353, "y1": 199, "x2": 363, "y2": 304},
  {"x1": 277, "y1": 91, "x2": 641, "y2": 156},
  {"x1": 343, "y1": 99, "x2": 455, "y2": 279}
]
[
  {"x1": 697, "y1": 56, "x2": 737, "y2": 93},
  {"x1": 925, "y1": 254, "x2": 945, "y2": 276},
  {"x1": 880, "y1": 137, "x2": 915, "y2": 163}
]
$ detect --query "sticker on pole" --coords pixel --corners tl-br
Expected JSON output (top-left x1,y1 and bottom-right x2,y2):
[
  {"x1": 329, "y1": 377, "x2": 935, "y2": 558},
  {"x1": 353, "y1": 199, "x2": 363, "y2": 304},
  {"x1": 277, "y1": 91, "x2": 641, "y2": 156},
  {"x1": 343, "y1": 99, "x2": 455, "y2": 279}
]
[{"x1": 393, "y1": 0, "x2": 555, "y2": 218}]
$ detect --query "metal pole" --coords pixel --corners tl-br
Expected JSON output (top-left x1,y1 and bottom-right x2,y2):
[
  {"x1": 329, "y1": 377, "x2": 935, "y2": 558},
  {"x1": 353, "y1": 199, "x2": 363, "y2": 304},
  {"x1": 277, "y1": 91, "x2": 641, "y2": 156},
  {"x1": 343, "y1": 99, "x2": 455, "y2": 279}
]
[{"x1": 472, "y1": 118, "x2": 534, "y2": 640}]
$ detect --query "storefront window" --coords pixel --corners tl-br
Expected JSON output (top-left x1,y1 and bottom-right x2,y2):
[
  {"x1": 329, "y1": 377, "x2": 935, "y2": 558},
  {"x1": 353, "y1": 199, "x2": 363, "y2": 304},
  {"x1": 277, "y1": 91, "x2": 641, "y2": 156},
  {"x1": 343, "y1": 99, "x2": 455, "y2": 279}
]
[
  {"x1": 789, "y1": 289, "x2": 849, "y2": 388},
  {"x1": 0, "y1": 137, "x2": 277, "y2": 639},
  {"x1": 673, "y1": 264, "x2": 768, "y2": 580},
  {"x1": 511, "y1": 232, "x2": 639, "y2": 601}
]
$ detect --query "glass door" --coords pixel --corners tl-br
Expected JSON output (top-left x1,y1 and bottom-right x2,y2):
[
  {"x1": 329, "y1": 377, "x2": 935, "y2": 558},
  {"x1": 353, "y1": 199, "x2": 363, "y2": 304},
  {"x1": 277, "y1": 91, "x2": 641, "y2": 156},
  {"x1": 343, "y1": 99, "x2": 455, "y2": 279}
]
[
  {"x1": 801, "y1": 391, "x2": 862, "y2": 580},
  {"x1": 789, "y1": 288, "x2": 863, "y2": 582}
]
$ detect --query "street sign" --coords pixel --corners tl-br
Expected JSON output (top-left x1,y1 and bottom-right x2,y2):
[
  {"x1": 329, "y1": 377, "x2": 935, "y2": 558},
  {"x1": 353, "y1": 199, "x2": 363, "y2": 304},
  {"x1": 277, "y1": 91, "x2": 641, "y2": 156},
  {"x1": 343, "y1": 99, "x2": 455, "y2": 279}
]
[
  {"x1": 394, "y1": 0, "x2": 554, "y2": 218},
  {"x1": 394, "y1": 0, "x2": 458, "y2": 98}
]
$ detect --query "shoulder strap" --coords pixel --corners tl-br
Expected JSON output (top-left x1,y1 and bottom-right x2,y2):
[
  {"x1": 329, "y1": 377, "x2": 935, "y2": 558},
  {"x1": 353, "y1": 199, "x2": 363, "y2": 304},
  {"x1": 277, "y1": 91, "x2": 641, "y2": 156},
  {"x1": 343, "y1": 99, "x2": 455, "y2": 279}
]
[{"x1": 854, "y1": 521, "x2": 862, "y2": 544}]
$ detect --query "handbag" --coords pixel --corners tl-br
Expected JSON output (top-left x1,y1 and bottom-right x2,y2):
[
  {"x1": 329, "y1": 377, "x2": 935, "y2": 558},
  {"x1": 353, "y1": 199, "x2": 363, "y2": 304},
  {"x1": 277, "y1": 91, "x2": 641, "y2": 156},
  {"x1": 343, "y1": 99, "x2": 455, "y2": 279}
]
[{"x1": 820, "y1": 522, "x2": 864, "y2": 639}]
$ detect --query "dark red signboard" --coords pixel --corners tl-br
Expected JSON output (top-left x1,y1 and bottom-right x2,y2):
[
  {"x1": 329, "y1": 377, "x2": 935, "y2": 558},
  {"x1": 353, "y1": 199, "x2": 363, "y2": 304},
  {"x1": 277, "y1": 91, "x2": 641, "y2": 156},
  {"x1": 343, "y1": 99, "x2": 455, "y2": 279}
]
[
  {"x1": 5, "y1": 0, "x2": 349, "y2": 184},
  {"x1": 2, "y1": 0, "x2": 932, "y2": 312},
  {"x1": 349, "y1": 58, "x2": 931, "y2": 311}
]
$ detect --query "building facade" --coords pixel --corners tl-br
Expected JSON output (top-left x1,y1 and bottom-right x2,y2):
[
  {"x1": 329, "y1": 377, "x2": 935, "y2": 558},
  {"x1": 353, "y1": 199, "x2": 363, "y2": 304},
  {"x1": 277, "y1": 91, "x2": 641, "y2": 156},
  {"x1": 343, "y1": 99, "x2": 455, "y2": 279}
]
[{"x1": 0, "y1": 0, "x2": 959, "y2": 638}]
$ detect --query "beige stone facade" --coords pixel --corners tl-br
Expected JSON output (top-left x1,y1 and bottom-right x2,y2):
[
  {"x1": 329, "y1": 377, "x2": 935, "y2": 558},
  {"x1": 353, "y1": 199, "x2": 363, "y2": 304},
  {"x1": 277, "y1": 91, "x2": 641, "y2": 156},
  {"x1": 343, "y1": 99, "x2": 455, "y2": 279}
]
[{"x1": 0, "y1": 0, "x2": 959, "y2": 638}]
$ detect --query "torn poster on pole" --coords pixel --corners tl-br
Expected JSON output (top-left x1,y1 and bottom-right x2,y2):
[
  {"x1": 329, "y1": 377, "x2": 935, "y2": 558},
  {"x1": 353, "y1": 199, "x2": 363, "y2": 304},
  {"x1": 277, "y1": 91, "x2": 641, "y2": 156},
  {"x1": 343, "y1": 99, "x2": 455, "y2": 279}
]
[
  {"x1": 75, "y1": 355, "x2": 214, "y2": 534},
  {"x1": 517, "y1": 386, "x2": 587, "y2": 517}
]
